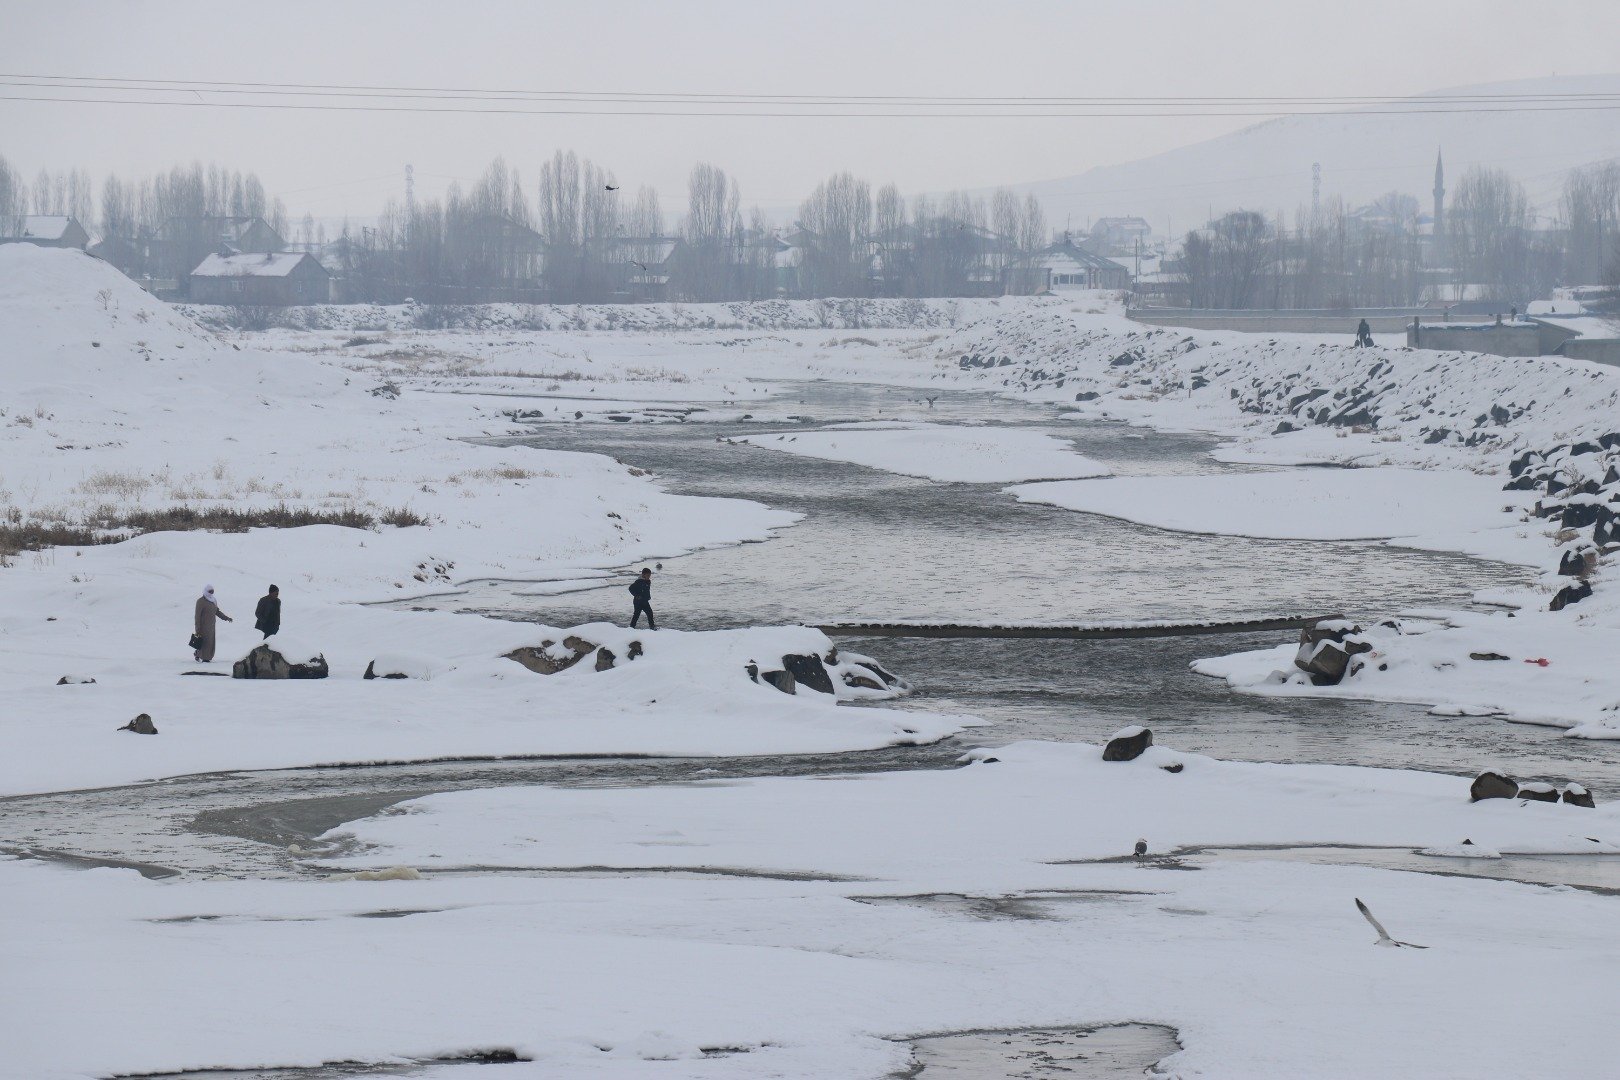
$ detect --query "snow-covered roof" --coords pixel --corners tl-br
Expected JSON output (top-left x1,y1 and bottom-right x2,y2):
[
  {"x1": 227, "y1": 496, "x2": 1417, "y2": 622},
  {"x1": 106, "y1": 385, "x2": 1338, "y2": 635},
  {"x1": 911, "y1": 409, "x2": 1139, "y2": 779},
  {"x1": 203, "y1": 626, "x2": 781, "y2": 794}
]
[
  {"x1": 1527, "y1": 299, "x2": 1587, "y2": 316},
  {"x1": 6, "y1": 215, "x2": 77, "y2": 241},
  {"x1": 1533, "y1": 314, "x2": 1620, "y2": 339},
  {"x1": 190, "y1": 252, "x2": 318, "y2": 278}
]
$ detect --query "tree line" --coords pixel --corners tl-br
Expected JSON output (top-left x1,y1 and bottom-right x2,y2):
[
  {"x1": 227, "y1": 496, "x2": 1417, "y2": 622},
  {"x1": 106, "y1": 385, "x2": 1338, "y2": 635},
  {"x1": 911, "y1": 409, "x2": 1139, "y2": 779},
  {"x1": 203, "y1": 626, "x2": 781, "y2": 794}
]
[
  {"x1": 2, "y1": 151, "x2": 1046, "y2": 303},
  {"x1": 1177, "y1": 164, "x2": 1620, "y2": 310}
]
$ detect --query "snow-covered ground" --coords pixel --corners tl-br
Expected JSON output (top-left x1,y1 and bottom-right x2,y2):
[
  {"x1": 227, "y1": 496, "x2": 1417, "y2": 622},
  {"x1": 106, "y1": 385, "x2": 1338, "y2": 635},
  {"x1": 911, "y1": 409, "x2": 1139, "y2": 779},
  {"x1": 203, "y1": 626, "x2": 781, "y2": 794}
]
[
  {"x1": 6, "y1": 247, "x2": 1620, "y2": 1079},
  {"x1": 0, "y1": 246, "x2": 978, "y2": 799},
  {"x1": 8, "y1": 741, "x2": 1616, "y2": 1079}
]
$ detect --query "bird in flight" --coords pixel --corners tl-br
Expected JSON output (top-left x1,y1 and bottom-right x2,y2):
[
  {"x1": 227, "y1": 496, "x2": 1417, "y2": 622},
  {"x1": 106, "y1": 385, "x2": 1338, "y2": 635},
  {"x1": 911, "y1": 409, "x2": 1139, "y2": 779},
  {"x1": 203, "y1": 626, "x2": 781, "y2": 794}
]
[
  {"x1": 1355, "y1": 898, "x2": 1428, "y2": 949},
  {"x1": 605, "y1": 184, "x2": 620, "y2": 191}
]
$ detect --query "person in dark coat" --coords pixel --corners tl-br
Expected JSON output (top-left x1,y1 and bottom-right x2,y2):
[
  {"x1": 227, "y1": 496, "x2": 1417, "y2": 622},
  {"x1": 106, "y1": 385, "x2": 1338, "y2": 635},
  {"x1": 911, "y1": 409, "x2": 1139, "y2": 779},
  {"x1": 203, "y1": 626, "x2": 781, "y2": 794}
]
[
  {"x1": 629, "y1": 568, "x2": 656, "y2": 630},
  {"x1": 254, "y1": 585, "x2": 281, "y2": 639},
  {"x1": 192, "y1": 585, "x2": 233, "y2": 662},
  {"x1": 1355, "y1": 319, "x2": 1372, "y2": 347}
]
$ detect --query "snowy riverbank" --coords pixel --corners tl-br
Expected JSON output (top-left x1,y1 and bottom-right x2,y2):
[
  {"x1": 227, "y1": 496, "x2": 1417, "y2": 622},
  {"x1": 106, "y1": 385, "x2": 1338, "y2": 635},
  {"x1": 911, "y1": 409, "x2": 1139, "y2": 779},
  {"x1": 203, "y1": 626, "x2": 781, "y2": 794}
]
[
  {"x1": 0, "y1": 246, "x2": 978, "y2": 797},
  {"x1": 927, "y1": 305, "x2": 1620, "y2": 736}
]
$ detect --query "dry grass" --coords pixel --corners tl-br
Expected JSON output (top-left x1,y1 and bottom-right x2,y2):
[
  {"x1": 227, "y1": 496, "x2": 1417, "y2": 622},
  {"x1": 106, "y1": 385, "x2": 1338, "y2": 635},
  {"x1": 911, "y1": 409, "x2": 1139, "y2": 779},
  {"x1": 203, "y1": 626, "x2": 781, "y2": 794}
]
[{"x1": 0, "y1": 502, "x2": 433, "y2": 556}]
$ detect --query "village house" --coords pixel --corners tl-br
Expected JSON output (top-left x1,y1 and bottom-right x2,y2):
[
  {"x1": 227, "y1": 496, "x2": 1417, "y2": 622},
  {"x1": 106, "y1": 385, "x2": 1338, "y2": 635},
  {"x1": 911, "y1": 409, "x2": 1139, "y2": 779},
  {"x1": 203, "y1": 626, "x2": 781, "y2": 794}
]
[
  {"x1": 188, "y1": 251, "x2": 331, "y2": 305},
  {"x1": 0, "y1": 215, "x2": 90, "y2": 250},
  {"x1": 1035, "y1": 235, "x2": 1133, "y2": 292},
  {"x1": 1088, "y1": 216, "x2": 1153, "y2": 255}
]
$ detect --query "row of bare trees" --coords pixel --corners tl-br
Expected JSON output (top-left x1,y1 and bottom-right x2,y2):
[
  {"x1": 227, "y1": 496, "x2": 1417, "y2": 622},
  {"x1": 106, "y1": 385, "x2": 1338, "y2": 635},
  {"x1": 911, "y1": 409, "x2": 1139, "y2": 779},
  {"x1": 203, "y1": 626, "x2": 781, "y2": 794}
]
[{"x1": 1178, "y1": 165, "x2": 1614, "y2": 309}]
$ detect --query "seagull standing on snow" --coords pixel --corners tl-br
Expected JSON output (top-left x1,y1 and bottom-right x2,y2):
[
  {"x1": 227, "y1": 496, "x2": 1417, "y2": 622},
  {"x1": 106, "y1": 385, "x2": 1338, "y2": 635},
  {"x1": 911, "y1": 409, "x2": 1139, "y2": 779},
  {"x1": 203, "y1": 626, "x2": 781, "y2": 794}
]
[
  {"x1": 1133, "y1": 839, "x2": 1148, "y2": 861},
  {"x1": 1355, "y1": 898, "x2": 1428, "y2": 949}
]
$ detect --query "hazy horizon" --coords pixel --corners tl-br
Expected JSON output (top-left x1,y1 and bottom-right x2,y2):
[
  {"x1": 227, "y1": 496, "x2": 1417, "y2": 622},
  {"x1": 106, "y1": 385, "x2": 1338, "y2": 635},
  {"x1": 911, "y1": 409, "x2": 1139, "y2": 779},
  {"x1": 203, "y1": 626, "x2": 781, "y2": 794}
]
[{"x1": 5, "y1": 0, "x2": 1620, "y2": 225}]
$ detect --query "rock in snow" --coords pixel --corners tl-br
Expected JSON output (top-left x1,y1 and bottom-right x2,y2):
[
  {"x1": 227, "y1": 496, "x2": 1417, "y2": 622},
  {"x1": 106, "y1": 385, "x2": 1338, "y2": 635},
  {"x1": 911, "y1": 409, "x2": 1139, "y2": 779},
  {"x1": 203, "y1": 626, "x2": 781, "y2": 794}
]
[
  {"x1": 117, "y1": 713, "x2": 157, "y2": 735},
  {"x1": 232, "y1": 643, "x2": 330, "y2": 680},
  {"x1": 1294, "y1": 621, "x2": 1373, "y2": 686},
  {"x1": 781, "y1": 653, "x2": 836, "y2": 695},
  {"x1": 1561, "y1": 784, "x2": 1596, "y2": 808},
  {"x1": 1102, "y1": 725, "x2": 1153, "y2": 761},
  {"x1": 1470, "y1": 770, "x2": 1519, "y2": 801}
]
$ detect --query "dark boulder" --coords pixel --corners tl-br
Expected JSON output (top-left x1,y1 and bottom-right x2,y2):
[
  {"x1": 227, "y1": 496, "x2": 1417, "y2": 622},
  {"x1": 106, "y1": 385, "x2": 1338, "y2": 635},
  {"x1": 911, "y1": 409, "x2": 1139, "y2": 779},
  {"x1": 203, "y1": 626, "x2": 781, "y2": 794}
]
[
  {"x1": 760, "y1": 669, "x2": 796, "y2": 694},
  {"x1": 232, "y1": 644, "x2": 328, "y2": 680},
  {"x1": 1470, "y1": 770, "x2": 1518, "y2": 801},
  {"x1": 1074, "y1": 391, "x2": 1100, "y2": 402},
  {"x1": 1550, "y1": 581, "x2": 1593, "y2": 612},
  {"x1": 842, "y1": 672, "x2": 885, "y2": 691},
  {"x1": 118, "y1": 713, "x2": 158, "y2": 735},
  {"x1": 1469, "y1": 651, "x2": 1511, "y2": 662},
  {"x1": 362, "y1": 660, "x2": 409, "y2": 680},
  {"x1": 744, "y1": 661, "x2": 760, "y2": 683},
  {"x1": 1558, "y1": 548, "x2": 1597, "y2": 577},
  {"x1": 593, "y1": 647, "x2": 617, "y2": 672},
  {"x1": 1562, "y1": 784, "x2": 1596, "y2": 808},
  {"x1": 1160, "y1": 762, "x2": 1185, "y2": 774},
  {"x1": 626, "y1": 640, "x2": 644, "y2": 661},
  {"x1": 1273, "y1": 421, "x2": 1298, "y2": 435},
  {"x1": 1516, "y1": 782, "x2": 1559, "y2": 803},
  {"x1": 781, "y1": 653, "x2": 835, "y2": 695},
  {"x1": 504, "y1": 636, "x2": 594, "y2": 674},
  {"x1": 1102, "y1": 726, "x2": 1153, "y2": 762},
  {"x1": 56, "y1": 675, "x2": 96, "y2": 685},
  {"x1": 1560, "y1": 502, "x2": 1602, "y2": 529},
  {"x1": 1294, "y1": 621, "x2": 1373, "y2": 686}
]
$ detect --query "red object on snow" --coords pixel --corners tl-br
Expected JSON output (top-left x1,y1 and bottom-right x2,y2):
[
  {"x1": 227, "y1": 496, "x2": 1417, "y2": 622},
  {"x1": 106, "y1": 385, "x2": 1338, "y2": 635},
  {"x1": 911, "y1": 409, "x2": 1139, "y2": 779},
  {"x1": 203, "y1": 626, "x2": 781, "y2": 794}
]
[{"x1": 1523, "y1": 657, "x2": 1551, "y2": 667}]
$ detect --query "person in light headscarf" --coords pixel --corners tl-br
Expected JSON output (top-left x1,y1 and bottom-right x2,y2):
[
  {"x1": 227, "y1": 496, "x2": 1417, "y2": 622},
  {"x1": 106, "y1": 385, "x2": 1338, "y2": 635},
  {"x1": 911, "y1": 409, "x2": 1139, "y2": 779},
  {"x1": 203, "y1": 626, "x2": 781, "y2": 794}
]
[{"x1": 193, "y1": 585, "x2": 234, "y2": 662}]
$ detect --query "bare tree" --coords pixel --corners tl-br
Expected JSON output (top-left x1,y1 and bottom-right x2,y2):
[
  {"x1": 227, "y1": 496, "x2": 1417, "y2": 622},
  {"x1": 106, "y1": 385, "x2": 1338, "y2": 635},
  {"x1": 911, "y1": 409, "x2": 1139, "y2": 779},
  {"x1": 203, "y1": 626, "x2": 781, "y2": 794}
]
[
  {"x1": 1448, "y1": 166, "x2": 1530, "y2": 301},
  {"x1": 683, "y1": 163, "x2": 740, "y2": 301},
  {"x1": 798, "y1": 171, "x2": 872, "y2": 297}
]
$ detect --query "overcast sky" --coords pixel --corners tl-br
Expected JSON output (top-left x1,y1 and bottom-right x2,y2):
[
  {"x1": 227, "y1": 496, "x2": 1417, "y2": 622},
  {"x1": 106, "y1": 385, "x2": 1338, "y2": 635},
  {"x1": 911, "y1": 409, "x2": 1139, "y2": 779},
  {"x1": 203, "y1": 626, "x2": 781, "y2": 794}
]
[{"x1": 4, "y1": 0, "x2": 1619, "y2": 221}]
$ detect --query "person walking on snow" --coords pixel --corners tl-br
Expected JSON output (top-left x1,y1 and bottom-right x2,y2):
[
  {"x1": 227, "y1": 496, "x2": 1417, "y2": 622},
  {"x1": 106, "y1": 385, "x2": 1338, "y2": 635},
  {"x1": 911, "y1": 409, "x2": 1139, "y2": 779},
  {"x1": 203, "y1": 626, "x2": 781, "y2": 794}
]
[
  {"x1": 193, "y1": 585, "x2": 233, "y2": 662},
  {"x1": 254, "y1": 584, "x2": 281, "y2": 639},
  {"x1": 629, "y1": 567, "x2": 656, "y2": 630},
  {"x1": 1355, "y1": 318, "x2": 1373, "y2": 347}
]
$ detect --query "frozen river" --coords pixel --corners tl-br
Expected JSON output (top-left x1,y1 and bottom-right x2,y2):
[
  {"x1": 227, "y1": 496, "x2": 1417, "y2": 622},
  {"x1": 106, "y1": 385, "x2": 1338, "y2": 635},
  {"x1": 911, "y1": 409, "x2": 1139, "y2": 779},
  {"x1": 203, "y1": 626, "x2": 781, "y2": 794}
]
[{"x1": 473, "y1": 381, "x2": 1614, "y2": 790}]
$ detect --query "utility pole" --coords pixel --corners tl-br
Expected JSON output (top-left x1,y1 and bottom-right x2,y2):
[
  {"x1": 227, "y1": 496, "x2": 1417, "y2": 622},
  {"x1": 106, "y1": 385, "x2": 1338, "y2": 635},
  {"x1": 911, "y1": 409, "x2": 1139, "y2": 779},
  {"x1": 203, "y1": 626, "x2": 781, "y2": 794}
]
[
  {"x1": 405, "y1": 164, "x2": 416, "y2": 216},
  {"x1": 1312, "y1": 162, "x2": 1321, "y2": 218}
]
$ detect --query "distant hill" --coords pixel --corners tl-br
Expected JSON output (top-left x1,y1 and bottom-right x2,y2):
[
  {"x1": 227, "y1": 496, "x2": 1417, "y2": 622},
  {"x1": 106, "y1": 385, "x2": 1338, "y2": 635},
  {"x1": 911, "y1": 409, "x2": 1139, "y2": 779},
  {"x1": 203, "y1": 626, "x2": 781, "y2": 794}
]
[{"x1": 1011, "y1": 74, "x2": 1620, "y2": 238}]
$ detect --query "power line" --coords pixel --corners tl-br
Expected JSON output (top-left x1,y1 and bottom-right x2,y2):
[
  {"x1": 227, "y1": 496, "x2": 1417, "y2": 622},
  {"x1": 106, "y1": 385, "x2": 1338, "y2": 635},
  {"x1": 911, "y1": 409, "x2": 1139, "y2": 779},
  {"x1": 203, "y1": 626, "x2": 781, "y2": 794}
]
[
  {"x1": 6, "y1": 71, "x2": 1620, "y2": 106},
  {"x1": 5, "y1": 92, "x2": 1620, "y2": 120}
]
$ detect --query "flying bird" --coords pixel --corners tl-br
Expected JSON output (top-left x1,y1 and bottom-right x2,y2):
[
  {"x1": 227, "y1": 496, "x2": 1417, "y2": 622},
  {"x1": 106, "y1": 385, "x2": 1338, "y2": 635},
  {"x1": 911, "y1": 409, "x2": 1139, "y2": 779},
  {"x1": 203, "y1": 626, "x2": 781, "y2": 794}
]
[
  {"x1": 1355, "y1": 898, "x2": 1428, "y2": 949},
  {"x1": 605, "y1": 184, "x2": 619, "y2": 191},
  {"x1": 1133, "y1": 839, "x2": 1148, "y2": 860},
  {"x1": 633, "y1": 261, "x2": 648, "y2": 271}
]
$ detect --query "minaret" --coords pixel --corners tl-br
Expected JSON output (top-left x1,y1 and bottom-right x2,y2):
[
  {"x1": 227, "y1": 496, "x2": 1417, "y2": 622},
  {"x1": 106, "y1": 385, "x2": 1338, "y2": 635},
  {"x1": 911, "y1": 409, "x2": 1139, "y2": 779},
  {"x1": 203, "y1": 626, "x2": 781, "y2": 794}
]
[{"x1": 1432, "y1": 149, "x2": 1445, "y2": 240}]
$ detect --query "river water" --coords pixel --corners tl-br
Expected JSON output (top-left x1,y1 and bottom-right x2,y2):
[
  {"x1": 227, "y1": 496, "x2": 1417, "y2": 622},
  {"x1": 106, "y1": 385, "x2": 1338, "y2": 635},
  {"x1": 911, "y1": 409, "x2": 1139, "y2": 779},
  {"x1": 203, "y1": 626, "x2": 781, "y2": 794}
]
[{"x1": 473, "y1": 381, "x2": 1615, "y2": 791}]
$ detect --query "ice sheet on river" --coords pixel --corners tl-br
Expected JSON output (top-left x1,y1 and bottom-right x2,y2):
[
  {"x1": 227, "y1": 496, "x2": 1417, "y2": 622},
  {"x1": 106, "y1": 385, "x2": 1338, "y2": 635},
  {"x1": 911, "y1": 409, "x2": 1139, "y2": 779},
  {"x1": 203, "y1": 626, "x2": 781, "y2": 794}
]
[
  {"x1": 1009, "y1": 467, "x2": 1537, "y2": 554},
  {"x1": 740, "y1": 420, "x2": 1111, "y2": 484}
]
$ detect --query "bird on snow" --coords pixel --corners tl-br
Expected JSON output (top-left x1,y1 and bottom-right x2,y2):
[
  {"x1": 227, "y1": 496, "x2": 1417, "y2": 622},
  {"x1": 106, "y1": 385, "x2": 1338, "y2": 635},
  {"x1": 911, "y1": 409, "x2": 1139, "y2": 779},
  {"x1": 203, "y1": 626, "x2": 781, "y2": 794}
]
[
  {"x1": 1133, "y1": 839, "x2": 1148, "y2": 860},
  {"x1": 1355, "y1": 898, "x2": 1428, "y2": 949}
]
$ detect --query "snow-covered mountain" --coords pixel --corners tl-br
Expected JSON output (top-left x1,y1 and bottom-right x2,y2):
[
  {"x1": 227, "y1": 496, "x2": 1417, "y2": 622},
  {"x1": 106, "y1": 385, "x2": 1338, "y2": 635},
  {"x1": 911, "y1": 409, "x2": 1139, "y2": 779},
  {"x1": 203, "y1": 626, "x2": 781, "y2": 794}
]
[{"x1": 1015, "y1": 73, "x2": 1620, "y2": 235}]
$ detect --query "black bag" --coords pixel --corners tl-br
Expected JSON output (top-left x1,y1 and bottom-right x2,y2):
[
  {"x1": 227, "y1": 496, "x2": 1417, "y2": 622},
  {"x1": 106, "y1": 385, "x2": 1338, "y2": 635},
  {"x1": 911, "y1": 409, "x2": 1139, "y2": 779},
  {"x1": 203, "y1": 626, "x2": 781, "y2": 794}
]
[{"x1": 188, "y1": 633, "x2": 203, "y2": 650}]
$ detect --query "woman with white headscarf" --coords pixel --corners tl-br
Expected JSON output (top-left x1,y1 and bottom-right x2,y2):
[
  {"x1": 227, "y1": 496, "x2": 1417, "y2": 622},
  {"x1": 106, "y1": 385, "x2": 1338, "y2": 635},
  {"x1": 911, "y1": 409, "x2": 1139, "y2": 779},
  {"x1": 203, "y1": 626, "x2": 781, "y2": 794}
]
[{"x1": 192, "y1": 585, "x2": 233, "y2": 662}]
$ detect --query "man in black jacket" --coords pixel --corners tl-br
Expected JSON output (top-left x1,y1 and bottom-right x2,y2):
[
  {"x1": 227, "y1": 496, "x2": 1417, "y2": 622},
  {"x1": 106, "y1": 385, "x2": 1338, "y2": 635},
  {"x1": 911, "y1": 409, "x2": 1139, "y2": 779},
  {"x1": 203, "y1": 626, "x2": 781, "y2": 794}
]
[
  {"x1": 254, "y1": 585, "x2": 281, "y2": 639},
  {"x1": 628, "y1": 568, "x2": 655, "y2": 630}
]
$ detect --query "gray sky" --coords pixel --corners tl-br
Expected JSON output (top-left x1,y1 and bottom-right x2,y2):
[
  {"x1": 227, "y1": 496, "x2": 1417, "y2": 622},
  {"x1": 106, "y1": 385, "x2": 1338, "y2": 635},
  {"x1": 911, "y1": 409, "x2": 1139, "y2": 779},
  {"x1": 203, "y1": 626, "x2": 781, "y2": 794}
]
[{"x1": 4, "y1": 0, "x2": 1619, "y2": 221}]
